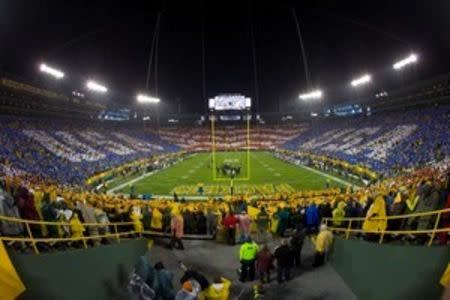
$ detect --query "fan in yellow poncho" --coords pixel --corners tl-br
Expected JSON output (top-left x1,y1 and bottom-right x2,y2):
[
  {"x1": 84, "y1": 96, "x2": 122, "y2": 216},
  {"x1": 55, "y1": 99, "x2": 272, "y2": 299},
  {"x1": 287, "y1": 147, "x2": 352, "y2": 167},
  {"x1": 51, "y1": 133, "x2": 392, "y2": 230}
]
[
  {"x1": 199, "y1": 277, "x2": 231, "y2": 300},
  {"x1": 362, "y1": 196, "x2": 387, "y2": 232},
  {"x1": 332, "y1": 202, "x2": 346, "y2": 227},
  {"x1": 130, "y1": 206, "x2": 143, "y2": 233},
  {"x1": 151, "y1": 208, "x2": 163, "y2": 230},
  {"x1": 441, "y1": 263, "x2": 450, "y2": 287},
  {"x1": 0, "y1": 240, "x2": 25, "y2": 299},
  {"x1": 70, "y1": 213, "x2": 85, "y2": 239}
]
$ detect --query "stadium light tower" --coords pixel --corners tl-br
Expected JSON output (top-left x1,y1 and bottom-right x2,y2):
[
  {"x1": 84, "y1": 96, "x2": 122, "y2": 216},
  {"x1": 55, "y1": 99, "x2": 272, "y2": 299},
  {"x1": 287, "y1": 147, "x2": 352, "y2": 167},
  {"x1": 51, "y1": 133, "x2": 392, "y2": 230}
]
[
  {"x1": 351, "y1": 74, "x2": 371, "y2": 87},
  {"x1": 393, "y1": 53, "x2": 418, "y2": 70},
  {"x1": 299, "y1": 89, "x2": 323, "y2": 101},
  {"x1": 39, "y1": 63, "x2": 64, "y2": 79},
  {"x1": 137, "y1": 94, "x2": 161, "y2": 104},
  {"x1": 86, "y1": 80, "x2": 107, "y2": 93}
]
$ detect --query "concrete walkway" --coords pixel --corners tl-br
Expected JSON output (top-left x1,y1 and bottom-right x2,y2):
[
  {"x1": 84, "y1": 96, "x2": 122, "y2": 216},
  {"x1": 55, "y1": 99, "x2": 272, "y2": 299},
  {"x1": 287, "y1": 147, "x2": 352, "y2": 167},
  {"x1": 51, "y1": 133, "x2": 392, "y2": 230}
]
[{"x1": 148, "y1": 238, "x2": 356, "y2": 300}]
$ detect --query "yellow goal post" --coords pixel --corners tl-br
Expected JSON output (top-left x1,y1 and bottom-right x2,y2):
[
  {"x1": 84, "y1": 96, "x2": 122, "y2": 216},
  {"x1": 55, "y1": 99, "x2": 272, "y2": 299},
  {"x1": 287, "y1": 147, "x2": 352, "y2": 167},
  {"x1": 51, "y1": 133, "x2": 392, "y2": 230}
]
[{"x1": 210, "y1": 114, "x2": 251, "y2": 181}]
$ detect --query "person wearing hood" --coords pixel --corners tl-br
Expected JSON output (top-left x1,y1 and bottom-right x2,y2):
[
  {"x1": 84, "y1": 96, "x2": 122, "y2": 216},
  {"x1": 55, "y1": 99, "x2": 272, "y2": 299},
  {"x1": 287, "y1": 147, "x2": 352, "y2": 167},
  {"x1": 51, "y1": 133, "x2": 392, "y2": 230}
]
[
  {"x1": 69, "y1": 212, "x2": 85, "y2": 246},
  {"x1": 332, "y1": 202, "x2": 346, "y2": 227},
  {"x1": 151, "y1": 208, "x2": 163, "y2": 231},
  {"x1": 362, "y1": 196, "x2": 387, "y2": 242},
  {"x1": 200, "y1": 277, "x2": 231, "y2": 300},
  {"x1": 312, "y1": 224, "x2": 334, "y2": 267},
  {"x1": 130, "y1": 206, "x2": 144, "y2": 235}
]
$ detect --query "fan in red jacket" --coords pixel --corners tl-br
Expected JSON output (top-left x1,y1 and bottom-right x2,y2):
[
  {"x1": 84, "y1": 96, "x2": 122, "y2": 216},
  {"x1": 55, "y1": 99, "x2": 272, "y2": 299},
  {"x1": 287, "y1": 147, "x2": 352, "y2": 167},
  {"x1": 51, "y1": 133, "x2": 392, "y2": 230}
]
[{"x1": 222, "y1": 212, "x2": 239, "y2": 246}]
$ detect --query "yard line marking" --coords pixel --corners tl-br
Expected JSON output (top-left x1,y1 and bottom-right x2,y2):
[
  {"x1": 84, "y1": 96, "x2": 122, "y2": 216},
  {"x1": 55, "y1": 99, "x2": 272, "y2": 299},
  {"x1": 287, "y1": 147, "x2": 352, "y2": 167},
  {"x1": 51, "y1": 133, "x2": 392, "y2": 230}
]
[
  {"x1": 106, "y1": 170, "x2": 158, "y2": 194},
  {"x1": 297, "y1": 164, "x2": 358, "y2": 188},
  {"x1": 266, "y1": 151, "x2": 359, "y2": 188},
  {"x1": 106, "y1": 153, "x2": 197, "y2": 194}
]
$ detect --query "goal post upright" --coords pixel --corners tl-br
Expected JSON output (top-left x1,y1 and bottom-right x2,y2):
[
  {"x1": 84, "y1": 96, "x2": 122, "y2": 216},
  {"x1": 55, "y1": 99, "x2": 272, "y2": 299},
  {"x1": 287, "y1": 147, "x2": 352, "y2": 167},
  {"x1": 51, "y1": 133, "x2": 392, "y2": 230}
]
[
  {"x1": 208, "y1": 94, "x2": 252, "y2": 182},
  {"x1": 246, "y1": 113, "x2": 251, "y2": 179},
  {"x1": 210, "y1": 115, "x2": 217, "y2": 180}
]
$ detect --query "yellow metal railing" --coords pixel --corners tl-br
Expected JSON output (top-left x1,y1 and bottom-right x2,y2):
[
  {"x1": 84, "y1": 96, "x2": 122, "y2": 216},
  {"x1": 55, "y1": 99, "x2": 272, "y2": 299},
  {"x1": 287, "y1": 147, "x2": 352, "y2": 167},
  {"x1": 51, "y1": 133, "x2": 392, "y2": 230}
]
[
  {"x1": 322, "y1": 208, "x2": 450, "y2": 246},
  {"x1": 0, "y1": 215, "x2": 138, "y2": 254}
]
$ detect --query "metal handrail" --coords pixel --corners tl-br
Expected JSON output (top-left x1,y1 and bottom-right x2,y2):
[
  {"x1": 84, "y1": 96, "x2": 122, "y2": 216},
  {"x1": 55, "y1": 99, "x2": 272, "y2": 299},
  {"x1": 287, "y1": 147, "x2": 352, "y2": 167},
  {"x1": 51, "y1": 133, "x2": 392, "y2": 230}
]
[
  {"x1": 0, "y1": 214, "x2": 140, "y2": 254},
  {"x1": 322, "y1": 208, "x2": 450, "y2": 246},
  {"x1": 0, "y1": 207, "x2": 448, "y2": 253},
  {"x1": 0, "y1": 214, "x2": 135, "y2": 226},
  {"x1": 322, "y1": 208, "x2": 450, "y2": 222}
]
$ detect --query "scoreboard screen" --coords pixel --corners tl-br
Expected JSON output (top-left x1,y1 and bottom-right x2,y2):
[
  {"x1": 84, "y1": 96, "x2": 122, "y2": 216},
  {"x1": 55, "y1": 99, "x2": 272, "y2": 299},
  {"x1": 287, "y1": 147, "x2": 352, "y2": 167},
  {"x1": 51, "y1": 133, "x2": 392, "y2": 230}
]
[{"x1": 209, "y1": 94, "x2": 251, "y2": 111}]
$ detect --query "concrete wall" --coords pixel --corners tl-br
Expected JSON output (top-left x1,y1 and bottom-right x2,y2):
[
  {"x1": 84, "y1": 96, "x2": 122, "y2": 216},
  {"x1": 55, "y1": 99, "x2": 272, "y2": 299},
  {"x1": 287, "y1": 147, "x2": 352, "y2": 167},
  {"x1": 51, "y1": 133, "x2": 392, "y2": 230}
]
[
  {"x1": 11, "y1": 239, "x2": 148, "y2": 300},
  {"x1": 330, "y1": 237, "x2": 449, "y2": 300}
]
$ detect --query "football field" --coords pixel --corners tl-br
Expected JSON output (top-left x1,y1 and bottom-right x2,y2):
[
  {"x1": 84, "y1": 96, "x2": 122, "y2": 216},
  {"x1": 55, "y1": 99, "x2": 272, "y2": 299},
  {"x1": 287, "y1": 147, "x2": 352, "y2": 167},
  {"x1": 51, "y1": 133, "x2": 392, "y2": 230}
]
[{"x1": 113, "y1": 151, "x2": 348, "y2": 197}]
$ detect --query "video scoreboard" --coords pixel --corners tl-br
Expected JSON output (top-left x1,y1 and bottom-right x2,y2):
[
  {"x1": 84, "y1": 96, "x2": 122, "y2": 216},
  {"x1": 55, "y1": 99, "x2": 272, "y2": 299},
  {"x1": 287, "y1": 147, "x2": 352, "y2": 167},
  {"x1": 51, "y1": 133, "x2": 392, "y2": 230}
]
[{"x1": 208, "y1": 94, "x2": 251, "y2": 111}]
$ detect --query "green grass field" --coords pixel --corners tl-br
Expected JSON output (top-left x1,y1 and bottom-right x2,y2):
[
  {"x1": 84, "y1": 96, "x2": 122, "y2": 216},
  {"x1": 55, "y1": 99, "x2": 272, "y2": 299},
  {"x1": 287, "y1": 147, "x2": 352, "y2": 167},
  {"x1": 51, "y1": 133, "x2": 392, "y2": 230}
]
[{"x1": 113, "y1": 151, "x2": 347, "y2": 197}]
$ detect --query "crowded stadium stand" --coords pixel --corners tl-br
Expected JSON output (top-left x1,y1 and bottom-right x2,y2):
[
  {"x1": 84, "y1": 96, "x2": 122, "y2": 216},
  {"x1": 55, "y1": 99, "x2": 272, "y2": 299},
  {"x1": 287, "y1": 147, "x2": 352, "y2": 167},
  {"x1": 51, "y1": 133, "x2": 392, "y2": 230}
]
[
  {"x1": 0, "y1": 70, "x2": 448, "y2": 300},
  {"x1": 0, "y1": 115, "x2": 178, "y2": 185},
  {"x1": 157, "y1": 124, "x2": 308, "y2": 151},
  {"x1": 284, "y1": 105, "x2": 449, "y2": 175}
]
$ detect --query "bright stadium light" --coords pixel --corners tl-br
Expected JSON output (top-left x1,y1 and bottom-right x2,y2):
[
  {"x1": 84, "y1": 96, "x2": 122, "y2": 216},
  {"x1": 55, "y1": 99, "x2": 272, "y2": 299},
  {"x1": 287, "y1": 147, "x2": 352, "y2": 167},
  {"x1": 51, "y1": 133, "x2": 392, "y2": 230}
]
[
  {"x1": 351, "y1": 74, "x2": 371, "y2": 87},
  {"x1": 86, "y1": 80, "x2": 107, "y2": 93},
  {"x1": 137, "y1": 94, "x2": 160, "y2": 104},
  {"x1": 393, "y1": 53, "x2": 418, "y2": 70},
  {"x1": 39, "y1": 63, "x2": 64, "y2": 79},
  {"x1": 299, "y1": 89, "x2": 323, "y2": 101}
]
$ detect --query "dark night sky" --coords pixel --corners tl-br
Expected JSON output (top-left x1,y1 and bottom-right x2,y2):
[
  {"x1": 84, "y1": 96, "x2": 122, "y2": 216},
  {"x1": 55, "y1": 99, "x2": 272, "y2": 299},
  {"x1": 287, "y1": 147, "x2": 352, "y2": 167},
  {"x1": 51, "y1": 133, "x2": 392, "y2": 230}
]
[{"x1": 1, "y1": 0, "x2": 450, "y2": 114}]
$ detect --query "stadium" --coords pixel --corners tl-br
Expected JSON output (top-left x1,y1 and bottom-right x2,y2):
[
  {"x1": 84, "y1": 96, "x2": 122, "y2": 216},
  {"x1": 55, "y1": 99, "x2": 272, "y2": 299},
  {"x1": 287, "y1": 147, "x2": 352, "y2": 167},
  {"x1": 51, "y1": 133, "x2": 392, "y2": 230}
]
[{"x1": 0, "y1": 1, "x2": 449, "y2": 300}]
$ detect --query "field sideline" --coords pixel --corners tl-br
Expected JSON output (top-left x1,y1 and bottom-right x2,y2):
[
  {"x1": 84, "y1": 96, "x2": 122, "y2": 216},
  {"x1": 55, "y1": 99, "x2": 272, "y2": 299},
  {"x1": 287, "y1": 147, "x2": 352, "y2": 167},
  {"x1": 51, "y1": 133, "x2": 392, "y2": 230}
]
[{"x1": 110, "y1": 151, "x2": 350, "y2": 197}]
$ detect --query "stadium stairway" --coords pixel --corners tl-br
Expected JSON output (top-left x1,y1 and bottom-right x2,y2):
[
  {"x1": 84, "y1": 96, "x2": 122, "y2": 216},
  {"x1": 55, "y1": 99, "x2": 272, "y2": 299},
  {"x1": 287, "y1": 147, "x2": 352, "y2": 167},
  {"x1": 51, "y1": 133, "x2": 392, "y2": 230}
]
[{"x1": 150, "y1": 238, "x2": 357, "y2": 300}]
